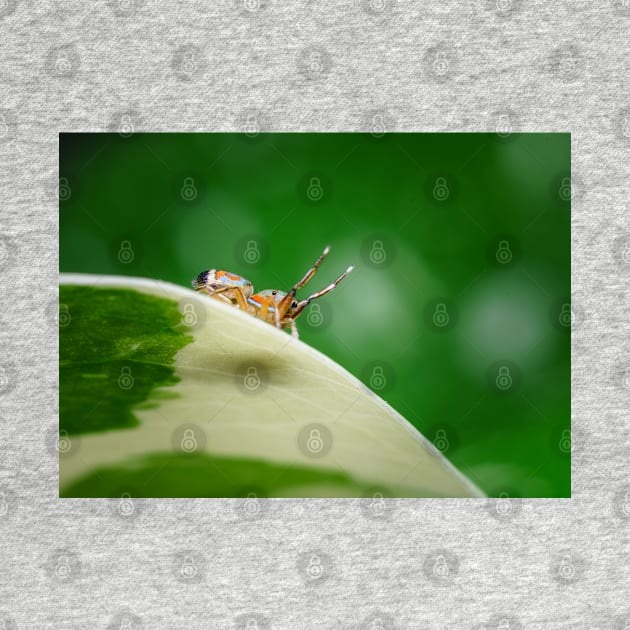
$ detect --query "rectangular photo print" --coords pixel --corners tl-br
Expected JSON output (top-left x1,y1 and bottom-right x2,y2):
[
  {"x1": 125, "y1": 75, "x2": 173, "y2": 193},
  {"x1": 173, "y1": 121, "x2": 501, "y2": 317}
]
[{"x1": 58, "y1": 131, "x2": 570, "y2": 499}]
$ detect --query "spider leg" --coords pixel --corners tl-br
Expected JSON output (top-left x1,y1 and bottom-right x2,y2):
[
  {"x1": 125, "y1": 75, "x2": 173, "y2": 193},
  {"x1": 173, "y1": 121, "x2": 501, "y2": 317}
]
[
  {"x1": 288, "y1": 319, "x2": 299, "y2": 338},
  {"x1": 277, "y1": 245, "x2": 331, "y2": 316},
  {"x1": 293, "y1": 244, "x2": 331, "y2": 291},
  {"x1": 290, "y1": 265, "x2": 354, "y2": 319},
  {"x1": 211, "y1": 292, "x2": 234, "y2": 306},
  {"x1": 194, "y1": 286, "x2": 213, "y2": 296},
  {"x1": 230, "y1": 287, "x2": 250, "y2": 312},
  {"x1": 256, "y1": 298, "x2": 271, "y2": 321},
  {"x1": 196, "y1": 286, "x2": 241, "y2": 308}
]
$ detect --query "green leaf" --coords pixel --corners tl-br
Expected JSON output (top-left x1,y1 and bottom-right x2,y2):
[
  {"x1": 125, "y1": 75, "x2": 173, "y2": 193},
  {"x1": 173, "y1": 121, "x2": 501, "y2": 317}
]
[
  {"x1": 59, "y1": 273, "x2": 484, "y2": 498},
  {"x1": 60, "y1": 286, "x2": 191, "y2": 434}
]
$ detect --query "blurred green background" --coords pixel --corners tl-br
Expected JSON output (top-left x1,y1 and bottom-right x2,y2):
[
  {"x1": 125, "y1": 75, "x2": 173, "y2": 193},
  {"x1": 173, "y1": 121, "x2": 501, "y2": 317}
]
[{"x1": 59, "y1": 132, "x2": 571, "y2": 497}]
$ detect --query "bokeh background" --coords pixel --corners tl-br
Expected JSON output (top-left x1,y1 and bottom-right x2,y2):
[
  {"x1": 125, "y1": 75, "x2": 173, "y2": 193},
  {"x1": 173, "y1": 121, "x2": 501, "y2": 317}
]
[{"x1": 59, "y1": 132, "x2": 570, "y2": 497}]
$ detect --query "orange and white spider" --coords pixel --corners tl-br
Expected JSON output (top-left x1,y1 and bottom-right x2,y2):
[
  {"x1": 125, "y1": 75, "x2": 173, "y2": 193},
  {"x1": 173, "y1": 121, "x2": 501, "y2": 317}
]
[{"x1": 192, "y1": 245, "x2": 353, "y2": 338}]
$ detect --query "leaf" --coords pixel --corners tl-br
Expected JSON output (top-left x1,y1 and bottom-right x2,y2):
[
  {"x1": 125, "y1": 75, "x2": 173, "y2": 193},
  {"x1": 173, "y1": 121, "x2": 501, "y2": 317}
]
[{"x1": 59, "y1": 273, "x2": 484, "y2": 498}]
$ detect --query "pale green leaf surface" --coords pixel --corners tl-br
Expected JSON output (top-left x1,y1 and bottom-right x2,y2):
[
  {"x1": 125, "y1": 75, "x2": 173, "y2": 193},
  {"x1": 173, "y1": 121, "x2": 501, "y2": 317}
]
[{"x1": 60, "y1": 273, "x2": 484, "y2": 498}]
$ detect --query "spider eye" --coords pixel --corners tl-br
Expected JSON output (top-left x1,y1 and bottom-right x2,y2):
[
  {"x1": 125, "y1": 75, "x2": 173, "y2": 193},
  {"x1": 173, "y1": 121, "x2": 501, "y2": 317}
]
[{"x1": 271, "y1": 290, "x2": 277, "y2": 295}]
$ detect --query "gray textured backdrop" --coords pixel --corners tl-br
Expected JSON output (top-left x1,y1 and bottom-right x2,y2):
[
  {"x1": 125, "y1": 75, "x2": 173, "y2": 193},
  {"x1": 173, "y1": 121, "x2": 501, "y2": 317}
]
[{"x1": 1, "y1": 0, "x2": 629, "y2": 628}]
